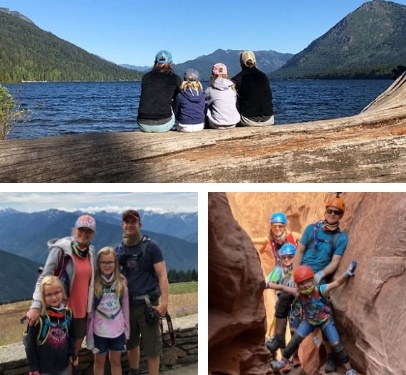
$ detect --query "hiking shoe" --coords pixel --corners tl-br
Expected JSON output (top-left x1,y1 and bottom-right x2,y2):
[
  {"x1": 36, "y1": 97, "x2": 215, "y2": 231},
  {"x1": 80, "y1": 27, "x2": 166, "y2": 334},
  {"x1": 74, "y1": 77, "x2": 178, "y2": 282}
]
[
  {"x1": 324, "y1": 354, "x2": 337, "y2": 373},
  {"x1": 291, "y1": 356, "x2": 301, "y2": 368},
  {"x1": 346, "y1": 370, "x2": 357, "y2": 375},
  {"x1": 270, "y1": 360, "x2": 286, "y2": 371},
  {"x1": 266, "y1": 334, "x2": 286, "y2": 353}
]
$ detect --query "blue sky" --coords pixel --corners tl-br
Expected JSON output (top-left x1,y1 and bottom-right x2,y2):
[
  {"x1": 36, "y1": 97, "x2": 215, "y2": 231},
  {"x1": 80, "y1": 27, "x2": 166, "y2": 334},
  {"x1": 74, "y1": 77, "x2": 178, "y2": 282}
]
[
  {"x1": 0, "y1": 192, "x2": 198, "y2": 213},
  {"x1": 3, "y1": 0, "x2": 406, "y2": 67}
]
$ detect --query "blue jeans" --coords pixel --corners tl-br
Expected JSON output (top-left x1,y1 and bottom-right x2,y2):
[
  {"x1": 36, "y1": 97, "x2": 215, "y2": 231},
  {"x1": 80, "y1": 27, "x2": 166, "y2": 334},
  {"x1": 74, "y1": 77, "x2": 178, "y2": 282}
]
[{"x1": 297, "y1": 317, "x2": 340, "y2": 343}]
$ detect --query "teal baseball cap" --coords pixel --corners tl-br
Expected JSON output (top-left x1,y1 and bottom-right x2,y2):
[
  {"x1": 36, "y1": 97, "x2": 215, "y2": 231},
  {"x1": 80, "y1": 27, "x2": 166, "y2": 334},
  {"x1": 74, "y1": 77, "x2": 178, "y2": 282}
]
[{"x1": 155, "y1": 50, "x2": 173, "y2": 64}]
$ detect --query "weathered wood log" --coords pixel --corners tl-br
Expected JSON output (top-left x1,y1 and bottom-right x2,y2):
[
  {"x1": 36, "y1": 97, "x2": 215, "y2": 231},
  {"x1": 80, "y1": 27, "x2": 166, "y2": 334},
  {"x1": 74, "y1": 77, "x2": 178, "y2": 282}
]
[{"x1": 1, "y1": 74, "x2": 406, "y2": 182}]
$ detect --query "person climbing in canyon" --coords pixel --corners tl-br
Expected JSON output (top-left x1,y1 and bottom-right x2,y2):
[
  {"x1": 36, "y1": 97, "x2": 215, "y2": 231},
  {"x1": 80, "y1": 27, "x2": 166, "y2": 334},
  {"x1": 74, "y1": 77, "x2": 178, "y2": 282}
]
[
  {"x1": 291, "y1": 192, "x2": 349, "y2": 372},
  {"x1": 266, "y1": 194, "x2": 348, "y2": 373},
  {"x1": 267, "y1": 261, "x2": 358, "y2": 375},
  {"x1": 265, "y1": 243, "x2": 301, "y2": 372},
  {"x1": 252, "y1": 212, "x2": 301, "y2": 358},
  {"x1": 252, "y1": 212, "x2": 301, "y2": 264}
]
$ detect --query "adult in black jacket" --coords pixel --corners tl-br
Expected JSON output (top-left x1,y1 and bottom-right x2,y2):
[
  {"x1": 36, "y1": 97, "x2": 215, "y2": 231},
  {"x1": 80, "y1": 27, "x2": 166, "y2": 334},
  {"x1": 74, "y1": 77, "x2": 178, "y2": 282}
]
[
  {"x1": 232, "y1": 50, "x2": 274, "y2": 126},
  {"x1": 137, "y1": 50, "x2": 182, "y2": 133}
]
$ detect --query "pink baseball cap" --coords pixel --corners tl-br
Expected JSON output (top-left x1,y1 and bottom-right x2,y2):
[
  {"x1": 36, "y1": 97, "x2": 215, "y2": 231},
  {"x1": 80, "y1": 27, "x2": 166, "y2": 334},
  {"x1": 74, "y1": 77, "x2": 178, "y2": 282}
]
[
  {"x1": 212, "y1": 63, "x2": 227, "y2": 75},
  {"x1": 74, "y1": 215, "x2": 96, "y2": 232}
]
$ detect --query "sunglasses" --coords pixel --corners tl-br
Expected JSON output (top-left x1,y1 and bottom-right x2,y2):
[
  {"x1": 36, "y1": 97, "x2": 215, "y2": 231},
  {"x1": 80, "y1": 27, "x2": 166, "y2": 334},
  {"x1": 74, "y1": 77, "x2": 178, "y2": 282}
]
[
  {"x1": 281, "y1": 256, "x2": 294, "y2": 260},
  {"x1": 326, "y1": 209, "x2": 342, "y2": 215}
]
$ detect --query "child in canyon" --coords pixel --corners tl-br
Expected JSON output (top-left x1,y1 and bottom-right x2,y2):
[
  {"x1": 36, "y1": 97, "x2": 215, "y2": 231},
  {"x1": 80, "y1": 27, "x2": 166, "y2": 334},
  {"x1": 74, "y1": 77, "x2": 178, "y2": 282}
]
[
  {"x1": 265, "y1": 242, "x2": 301, "y2": 372},
  {"x1": 266, "y1": 261, "x2": 358, "y2": 375}
]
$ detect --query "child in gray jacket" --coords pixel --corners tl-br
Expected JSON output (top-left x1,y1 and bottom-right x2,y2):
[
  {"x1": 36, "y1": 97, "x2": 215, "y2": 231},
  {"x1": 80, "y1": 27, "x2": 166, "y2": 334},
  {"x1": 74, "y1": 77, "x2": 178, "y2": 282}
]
[{"x1": 205, "y1": 63, "x2": 240, "y2": 129}]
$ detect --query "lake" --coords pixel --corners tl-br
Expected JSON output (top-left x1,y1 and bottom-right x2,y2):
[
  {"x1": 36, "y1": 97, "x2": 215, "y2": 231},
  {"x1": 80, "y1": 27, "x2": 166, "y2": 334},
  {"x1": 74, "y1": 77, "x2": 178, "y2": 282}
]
[{"x1": 4, "y1": 79, "x2": 392, "y2": 140}]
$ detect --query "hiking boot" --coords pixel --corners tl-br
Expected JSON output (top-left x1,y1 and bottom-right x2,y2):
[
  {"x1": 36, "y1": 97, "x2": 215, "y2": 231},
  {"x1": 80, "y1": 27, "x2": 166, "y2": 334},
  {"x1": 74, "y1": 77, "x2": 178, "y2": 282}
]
[
  {"x1": 324, "y1": 354, "x2": 337, "y2": 373},
  {"x1": 346, "y1": 370, "x2": 357, "y2": 375},
  {"x1": 270, "y1": 360, "x2": 286, "y2": 372},
  {"x1": 266, "y1": 334, "x2": 286, "y2": 353},
  {"x1": 291, "y1": 355, "x2": 301, "y2": 368}
]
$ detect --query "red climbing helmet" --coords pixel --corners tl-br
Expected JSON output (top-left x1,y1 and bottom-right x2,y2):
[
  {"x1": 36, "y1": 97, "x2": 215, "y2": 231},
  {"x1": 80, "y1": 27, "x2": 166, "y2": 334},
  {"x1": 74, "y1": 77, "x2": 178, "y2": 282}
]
[{"x1": 293, "y1": 265, "x2": 314, "y2": 284}]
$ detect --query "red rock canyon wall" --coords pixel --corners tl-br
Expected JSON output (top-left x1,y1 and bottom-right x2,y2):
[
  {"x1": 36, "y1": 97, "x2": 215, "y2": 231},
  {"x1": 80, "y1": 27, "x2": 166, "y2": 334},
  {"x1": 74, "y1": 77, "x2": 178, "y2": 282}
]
[{"x1": 208, "y1": 192, "x2": 406, "y2": 375}]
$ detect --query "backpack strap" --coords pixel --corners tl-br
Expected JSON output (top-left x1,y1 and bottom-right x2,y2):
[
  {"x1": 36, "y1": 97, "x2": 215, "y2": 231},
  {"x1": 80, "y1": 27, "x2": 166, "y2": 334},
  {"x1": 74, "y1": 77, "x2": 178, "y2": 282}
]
[
  {"x1": 117, "y1": 236, "x2": 154, "y2": 274},
  {"x1": 270, "y1": 240, "x2": 282, "y2": 264},
  {"x1": 160, "y1": 312, "x2": 176, "y2": 347},
  {"x1": 53, "y1": 249, "x2": 70, "y2": 296},
  {"x1": 306, "y1": 221, "x2": 342, "y2": 258},
  {"x1": 54, "y1": 249, "x2": 66, "y2": 277}
]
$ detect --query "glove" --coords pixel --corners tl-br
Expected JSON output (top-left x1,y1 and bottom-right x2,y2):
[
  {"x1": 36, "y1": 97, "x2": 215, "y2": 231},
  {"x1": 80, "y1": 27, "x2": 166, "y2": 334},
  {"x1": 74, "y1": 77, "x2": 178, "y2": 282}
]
[
  {"x1": 286, "y1": 276, "x2": 296, "y2": 288},
  {"x1": 343, "y1": 260, "x2": 357, "y2": 277},
  {"x1": 314, "y1": 271, "x2": 325, "y2": 284}
]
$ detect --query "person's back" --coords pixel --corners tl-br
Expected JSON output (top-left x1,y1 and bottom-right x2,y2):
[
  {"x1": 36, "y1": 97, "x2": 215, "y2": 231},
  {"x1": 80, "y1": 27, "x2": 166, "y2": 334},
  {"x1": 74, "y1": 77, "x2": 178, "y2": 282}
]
[
  {"x1": 138, "y1": 69, "x2": 181, "y2": 120},
  {"x1": 137, "y1": 50, "x2": 182, "y2": 133},
  {"x1": 205, "y1": 63, "x2": 240, "y2": 129},
  {"x1": 232, "y1": 50, "x2": 274, "y2": 126},
  {"x1": 174, "y1": 69, "x2": 205, "y2": 132}
]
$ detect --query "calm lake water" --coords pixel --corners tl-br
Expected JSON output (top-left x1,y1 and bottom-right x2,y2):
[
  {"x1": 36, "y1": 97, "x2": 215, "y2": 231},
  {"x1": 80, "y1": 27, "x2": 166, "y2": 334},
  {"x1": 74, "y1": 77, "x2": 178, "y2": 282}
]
[{"x1": 5, "y1": 79, "x2": 392, "y2": 139}]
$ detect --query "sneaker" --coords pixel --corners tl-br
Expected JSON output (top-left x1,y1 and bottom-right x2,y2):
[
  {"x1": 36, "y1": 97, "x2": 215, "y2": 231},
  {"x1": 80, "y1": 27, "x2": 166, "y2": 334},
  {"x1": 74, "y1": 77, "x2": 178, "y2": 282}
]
[
  {"x1": 346, "y1": 370, "x2": 357, "y2": 375},
  {"x1": 270, "y1": 360, "x2": 286, "y2": 371},
  {"x1": 291, "y1": 356, "x2": 301, "y2": 367},
  {"x1": 324, "y1": 354, "x2": 337, "y2": 373},
  {"x1": 266, "y1": 334, "x2": 286, "y2": 353}
]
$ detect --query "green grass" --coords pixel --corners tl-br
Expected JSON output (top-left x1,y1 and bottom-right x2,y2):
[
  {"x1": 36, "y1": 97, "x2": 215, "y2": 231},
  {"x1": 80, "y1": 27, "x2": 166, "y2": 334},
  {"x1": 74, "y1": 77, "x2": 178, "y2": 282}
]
[{"x1": 169, "y1": 281, "x2": 198, "y2": 295}]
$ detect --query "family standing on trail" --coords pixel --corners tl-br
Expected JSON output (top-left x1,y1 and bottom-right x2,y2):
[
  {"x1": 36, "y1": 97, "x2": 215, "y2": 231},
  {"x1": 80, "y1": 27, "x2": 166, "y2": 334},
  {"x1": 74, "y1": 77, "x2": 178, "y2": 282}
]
[
  {"x1": 24, "y1": 210, "x2": 169, "y2": 375},
  {"x1": 136, "y1": 49, "x2": 275, "y2": 132},
  {"x1": 258, "y1": 194, "x2": 357, "y2": 374}
]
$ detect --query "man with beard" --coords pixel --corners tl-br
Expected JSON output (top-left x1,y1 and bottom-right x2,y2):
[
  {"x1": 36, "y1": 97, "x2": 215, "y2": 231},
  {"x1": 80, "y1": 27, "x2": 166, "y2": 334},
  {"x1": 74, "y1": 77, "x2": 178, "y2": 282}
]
[{"x1": 115, "y1": 209, "x2": 169, "y2": 375}]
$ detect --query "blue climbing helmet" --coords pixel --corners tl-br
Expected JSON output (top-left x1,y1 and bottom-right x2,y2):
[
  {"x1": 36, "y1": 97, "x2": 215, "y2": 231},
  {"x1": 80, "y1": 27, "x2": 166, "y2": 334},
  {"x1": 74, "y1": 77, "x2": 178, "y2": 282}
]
[
  {"x1": 280, "y1": 243, "x2": 296, "y2": 257},
  {"x1": 270, "y1": 212, "x2": 287, "y2": 225}
]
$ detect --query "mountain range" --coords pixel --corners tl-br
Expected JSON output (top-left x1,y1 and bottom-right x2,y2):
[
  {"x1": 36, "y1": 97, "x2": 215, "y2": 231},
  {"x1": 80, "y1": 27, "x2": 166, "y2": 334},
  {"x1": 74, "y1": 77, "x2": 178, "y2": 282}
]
[
  {"x1": 0, "y1": 8, "x2": 143, "y2": 82},
  {"x1": 122, "y1": 49, "x2": 293, "y2": 81},
  {"x1": 271, "y1": 0, "x2": 406, "y2": 79},
  {"x1": 1, "y1": 1, "x2": 406, "y2": 82},
  {"x1": 0, "y1": 249, "x2": 42, "y2": 302},
  {"x1": 0, "y1": 209, "x2": 198, "y2": 273}
]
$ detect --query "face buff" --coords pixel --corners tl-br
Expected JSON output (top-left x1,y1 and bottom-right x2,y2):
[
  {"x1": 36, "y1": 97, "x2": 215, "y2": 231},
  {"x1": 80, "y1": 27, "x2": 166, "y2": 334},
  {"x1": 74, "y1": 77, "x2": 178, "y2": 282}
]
[
  {"x1": 300, "y1": 284, "x2": 315, "y2": 295},
  {"x1": 123, "y1": 229, "x2": 142, "y2": 246}
]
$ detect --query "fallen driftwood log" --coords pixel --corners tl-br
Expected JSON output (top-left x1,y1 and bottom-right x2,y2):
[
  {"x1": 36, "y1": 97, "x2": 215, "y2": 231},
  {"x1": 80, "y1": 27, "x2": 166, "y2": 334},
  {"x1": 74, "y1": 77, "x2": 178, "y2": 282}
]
[{"x1": 1, "y1": 73, "x2": 405, "y2": 182}]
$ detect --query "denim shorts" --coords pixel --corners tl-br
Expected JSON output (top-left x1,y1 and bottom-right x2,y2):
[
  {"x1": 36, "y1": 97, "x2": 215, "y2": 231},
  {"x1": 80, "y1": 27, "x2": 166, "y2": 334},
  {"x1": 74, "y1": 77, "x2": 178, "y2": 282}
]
[
  {"x1": 93, "y1": 332, "x2": 126, "y2": 354},
  {"x1": 296, "y1": 317, "x2": 340, "y2": 343}
]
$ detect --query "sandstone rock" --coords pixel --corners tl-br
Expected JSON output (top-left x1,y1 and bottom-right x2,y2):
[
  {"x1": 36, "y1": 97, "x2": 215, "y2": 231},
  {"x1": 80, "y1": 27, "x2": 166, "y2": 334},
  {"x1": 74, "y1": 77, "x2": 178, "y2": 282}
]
[
  {"x1": 210, "y1": 192, "x2": 406, "y2": 375},
  {"x1": 208, "y1": 193, "x2": 272, "y2": 375}
]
